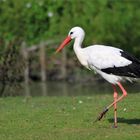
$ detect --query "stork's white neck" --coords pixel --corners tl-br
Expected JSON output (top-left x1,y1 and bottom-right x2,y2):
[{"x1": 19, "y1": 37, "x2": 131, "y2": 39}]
[
  {"x1": 73, "y1": 36, "x2": 84, "y2": 54},
  {"x1": 73, "y1": 35, "x2": 88, "y2": 68}
]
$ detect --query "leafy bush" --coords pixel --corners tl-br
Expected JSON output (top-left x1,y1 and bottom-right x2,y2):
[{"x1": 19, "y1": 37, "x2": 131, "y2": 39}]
[{"x1": 0, "y1": 0, "x2": 140, "y2": 55}]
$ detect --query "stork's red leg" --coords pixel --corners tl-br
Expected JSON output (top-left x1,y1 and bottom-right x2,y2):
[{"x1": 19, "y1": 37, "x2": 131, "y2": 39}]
[
  {"x1": 112, "y1": 84, "x2": 118, "y2": 128},
  {"x1": 96, "y1": 82, "x2": 127, "y2": 124},
  {"x1": 107, "y1": 82, "x2": 127, "y2": 109}
]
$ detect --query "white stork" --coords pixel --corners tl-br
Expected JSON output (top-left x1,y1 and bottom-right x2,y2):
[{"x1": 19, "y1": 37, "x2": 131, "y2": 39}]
[{"x1": 55, "y1": 27, "x2": 140, "y2": 128}]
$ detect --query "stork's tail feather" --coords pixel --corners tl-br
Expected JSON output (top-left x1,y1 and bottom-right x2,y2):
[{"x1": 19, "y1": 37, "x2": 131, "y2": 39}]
[
  {"x1": 101, "y1": 51, "x2": 140, "y2": 78},
  {"x1": 128, "y1": 63, "x2": 140, "y2": 78},
  {"x1": 120, "y1": 51, "x2": 140, "y2": 78},
  {"x1": 101, "y1": 62, "x2": 140, "y2": 78}
]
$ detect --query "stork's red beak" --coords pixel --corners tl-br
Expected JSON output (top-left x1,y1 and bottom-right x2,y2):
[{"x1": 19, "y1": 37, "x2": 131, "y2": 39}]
[{"x1": 55, "y1": 36, "x2": 72, "y2": 53}]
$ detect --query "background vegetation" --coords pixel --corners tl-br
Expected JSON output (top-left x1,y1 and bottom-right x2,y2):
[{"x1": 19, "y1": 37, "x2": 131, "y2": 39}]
[{"x1": 0, "y1": 0, "x2": 140, "y2": 82}]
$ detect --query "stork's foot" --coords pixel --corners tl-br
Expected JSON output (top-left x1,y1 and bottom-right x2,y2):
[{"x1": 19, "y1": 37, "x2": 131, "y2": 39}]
[{"x1": 95, "y1": 107, "x2": 109, "y2": 122}]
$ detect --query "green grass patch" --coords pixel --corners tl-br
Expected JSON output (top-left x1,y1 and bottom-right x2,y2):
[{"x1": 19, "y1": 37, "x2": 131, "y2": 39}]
[{"x1": 0, "y1": 93, "x2": 140, "y2": 140}]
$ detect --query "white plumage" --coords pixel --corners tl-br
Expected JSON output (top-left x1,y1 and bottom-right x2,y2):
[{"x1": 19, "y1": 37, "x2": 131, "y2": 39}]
[
  {"x1": 85, "y1": 45, "x2": 132, "y2": 69},
  {"x1": 83, "y1": 45, "x2": 133, "y2": 84}
]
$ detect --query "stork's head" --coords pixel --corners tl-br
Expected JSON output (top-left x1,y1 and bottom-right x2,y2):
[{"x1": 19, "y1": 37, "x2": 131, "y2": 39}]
[{"x1": 55, "y1": 27, "x2": 85, "y2": 53}]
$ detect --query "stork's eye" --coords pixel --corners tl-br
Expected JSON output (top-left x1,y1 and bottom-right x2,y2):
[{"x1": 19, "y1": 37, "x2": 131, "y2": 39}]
[{"x1": 70, "y1": 32, "x2": 73, "y2": 35}]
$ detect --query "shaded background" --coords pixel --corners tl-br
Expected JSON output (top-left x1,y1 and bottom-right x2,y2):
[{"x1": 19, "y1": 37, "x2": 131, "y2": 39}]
[{"x1": 0, "y1": 0, "x2": 140, "y2": 96}]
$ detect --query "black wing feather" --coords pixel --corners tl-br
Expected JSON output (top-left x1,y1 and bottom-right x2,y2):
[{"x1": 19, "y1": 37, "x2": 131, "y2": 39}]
[{"x1": 101, "y1": 51, "x2": 140, "y2": 78}]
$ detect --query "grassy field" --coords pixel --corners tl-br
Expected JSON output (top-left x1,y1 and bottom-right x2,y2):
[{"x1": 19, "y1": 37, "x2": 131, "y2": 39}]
[{"x1": 0, "y1": 93, "x2": 140, "y2": 140}]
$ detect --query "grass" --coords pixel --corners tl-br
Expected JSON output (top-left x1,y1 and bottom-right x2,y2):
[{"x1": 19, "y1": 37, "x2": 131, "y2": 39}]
[{"x1": 0, "y1": 93, "x2": 140, "y2": 140}]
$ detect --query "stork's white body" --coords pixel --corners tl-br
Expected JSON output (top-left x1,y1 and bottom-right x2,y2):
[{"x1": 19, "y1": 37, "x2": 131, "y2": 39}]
[{"x1": 74, "y1": 44, "x2": 132, "y2": 84}]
